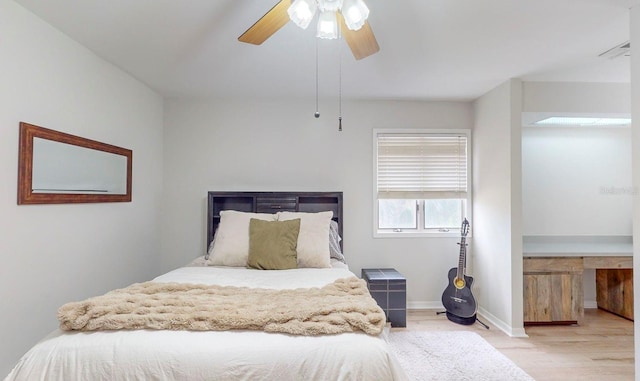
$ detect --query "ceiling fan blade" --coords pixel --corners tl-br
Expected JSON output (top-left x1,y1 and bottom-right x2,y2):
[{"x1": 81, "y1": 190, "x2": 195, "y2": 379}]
[
  {"x1": 338, "y1": 14, "x2": 380, "y2": 60},
  {"x1": 238, "y1": 0, "x2": 292, "y2": 45}
]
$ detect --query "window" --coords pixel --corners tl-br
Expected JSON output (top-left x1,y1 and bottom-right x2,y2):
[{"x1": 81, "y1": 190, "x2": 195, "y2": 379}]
[{"x1": 374, "y1": 129, "x2": 471, "y2": 237}]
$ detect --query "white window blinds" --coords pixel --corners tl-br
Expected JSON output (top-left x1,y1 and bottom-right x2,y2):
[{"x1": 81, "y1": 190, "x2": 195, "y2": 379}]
[{"x1": 376, "y1": 133, "x2": 468, "y2": 199}]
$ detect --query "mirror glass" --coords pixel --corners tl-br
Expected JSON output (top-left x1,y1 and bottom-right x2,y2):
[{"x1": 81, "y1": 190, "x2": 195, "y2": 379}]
[
  {"x1": 32, "y1": 138, "x2": 128, "y2": 194},
  {"x1": 18, "y1": 122, "x2": 132, "y2": 204}
]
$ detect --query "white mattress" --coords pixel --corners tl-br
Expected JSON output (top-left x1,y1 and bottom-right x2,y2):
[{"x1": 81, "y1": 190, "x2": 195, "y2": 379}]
[{"x1": 5, "y1": 262, "x2": 408, "y2": 381}]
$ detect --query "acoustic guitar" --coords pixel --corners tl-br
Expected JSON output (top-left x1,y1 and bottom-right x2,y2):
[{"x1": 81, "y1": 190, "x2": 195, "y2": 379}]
[{"x1": 441, "y1": 218, "x2": 478, "y2": 325}]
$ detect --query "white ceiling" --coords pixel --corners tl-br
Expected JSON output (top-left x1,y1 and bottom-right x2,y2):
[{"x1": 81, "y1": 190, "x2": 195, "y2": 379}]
[{"x1": 13, "y1": 0, "x2": 636, "y2": 101}]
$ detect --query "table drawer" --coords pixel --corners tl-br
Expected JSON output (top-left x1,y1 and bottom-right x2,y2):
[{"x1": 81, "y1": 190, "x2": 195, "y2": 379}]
[{"x1": 256, "y1": 197, "x2": 297, "y2": 213}]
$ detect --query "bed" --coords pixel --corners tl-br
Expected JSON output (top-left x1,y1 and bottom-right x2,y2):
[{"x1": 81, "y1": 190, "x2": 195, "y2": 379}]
[{"x1": 5, "y1": 191, "x2": 408, "y2": 381}]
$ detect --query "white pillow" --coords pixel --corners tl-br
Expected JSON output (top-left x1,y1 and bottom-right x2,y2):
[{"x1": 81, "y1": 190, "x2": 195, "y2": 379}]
[
  {"x1": 209, "y1": 210, "x2": 277, "y2": 266},
  {"x1": 277, "y1": 211, "x2": 333, "y2": 268},
  {"x1": 329, "y1": 220, "x2": 346, "y2": 263}
]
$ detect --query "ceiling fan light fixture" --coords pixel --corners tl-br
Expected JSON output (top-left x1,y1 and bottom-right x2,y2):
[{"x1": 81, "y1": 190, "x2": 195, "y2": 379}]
[
  {"x1": 288, "y1": 0, "x2": 317, "y2": 29},
  {"x1": 318, "y1": 0, "x2": 343, "y2": 12},
  {"x1": 317, "y1": 11, "x2": 338, "y2": 39},
  {"x1": 341, "y1": 0, "x2": 369, "y2": 31}
]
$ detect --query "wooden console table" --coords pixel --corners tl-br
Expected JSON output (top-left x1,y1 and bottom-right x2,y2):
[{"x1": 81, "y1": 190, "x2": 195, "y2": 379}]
[
  {"x1": 591, "y1": 257, "x2": 633, "y2": 321},
  {"x1": 524, "y1": 255, "x2": 633, "y2": 325}
]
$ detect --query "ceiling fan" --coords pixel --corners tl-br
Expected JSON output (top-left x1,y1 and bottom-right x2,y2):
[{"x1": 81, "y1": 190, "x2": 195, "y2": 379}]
[{"x1": 238, "y1": 0, "x2": 380, "y2": 60}]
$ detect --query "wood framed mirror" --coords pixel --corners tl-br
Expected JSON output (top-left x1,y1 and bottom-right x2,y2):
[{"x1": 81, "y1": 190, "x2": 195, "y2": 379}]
[{"x1": 18, "y1": 122, "x2": 132, "y2": 204}]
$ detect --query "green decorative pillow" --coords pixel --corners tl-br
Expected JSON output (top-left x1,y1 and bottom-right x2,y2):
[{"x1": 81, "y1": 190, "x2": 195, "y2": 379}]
[{"x1": 247, "y1": 218, "x2": 301, "y2": 270}]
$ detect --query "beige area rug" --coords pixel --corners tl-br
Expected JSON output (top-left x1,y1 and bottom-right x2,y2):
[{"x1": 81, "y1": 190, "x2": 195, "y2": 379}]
[{"x1": 388, "y1": 331, "x2": 534, "y2": 381}]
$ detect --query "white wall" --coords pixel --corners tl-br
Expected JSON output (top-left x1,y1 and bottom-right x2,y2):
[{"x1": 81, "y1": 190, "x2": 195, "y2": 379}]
[
  {"x1": 629, "y1": 5, "x2": 640, "y2": 376},
  {"x1": 521, "y1": 83, "x2": 632, "y2": 237},
  {"x1": 478, "y1": 81, "x2": 635, "y2": 335},
  {"x1": 522, "y1": 126, "x2": 632, "y2": 236},
  {"x1": 0, "y1": 1, "x2": 164, "y2": 376},
  {"x1": 472, "y1": 79, "x2": 525, "y2": 336},
  {"x1": 523, "y1": 82, "x2": 630, "y2": 114},
  {"x1": 521, "y1": 81, "x2": 632, "y2": 308},
  {"x1": 162, "y1": 98, "x2": 473, "y2": 308}
]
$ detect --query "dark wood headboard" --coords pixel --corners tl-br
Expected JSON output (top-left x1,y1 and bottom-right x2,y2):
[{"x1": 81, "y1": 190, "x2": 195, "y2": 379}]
[{"x1": 206, "y1": 191, "x2": 343, "y2": 254}]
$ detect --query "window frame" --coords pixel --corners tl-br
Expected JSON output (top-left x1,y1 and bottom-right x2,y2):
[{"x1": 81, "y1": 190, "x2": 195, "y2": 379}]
[{"x1": 372, "y1": 128, "x2": 472, "y2": 238}]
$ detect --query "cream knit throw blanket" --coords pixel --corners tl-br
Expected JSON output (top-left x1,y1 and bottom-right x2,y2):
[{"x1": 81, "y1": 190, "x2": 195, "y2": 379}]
[{"x1": 58, "y1": 277, "x2": 385, "y2": 336}]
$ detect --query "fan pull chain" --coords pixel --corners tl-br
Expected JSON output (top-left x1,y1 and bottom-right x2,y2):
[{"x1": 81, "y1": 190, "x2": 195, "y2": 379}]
[
  {"x1": 314, "y1": 37, "x2": 320, "y2": 118},
  {"x1": 338, "y1": 26, "x2": 343, "y2": 131}
]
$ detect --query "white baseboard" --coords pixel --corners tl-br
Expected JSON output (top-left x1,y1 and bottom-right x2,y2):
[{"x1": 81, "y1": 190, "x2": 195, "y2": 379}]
[
  {"x1": 407, "y1": 301, "x2": 444, "y2": 310},
  {"x1": 408, "y1": 300, "x2": 600, "y2": 335},
  {"x1": 408, "y1": 302, "x2": 528, "y2": 338},
  {"x1": 584, "y1": 300, "x2": 597, "y2": 309},
  {"x1": 477, "y1": 307, "x2": 528, "y2": 338}
]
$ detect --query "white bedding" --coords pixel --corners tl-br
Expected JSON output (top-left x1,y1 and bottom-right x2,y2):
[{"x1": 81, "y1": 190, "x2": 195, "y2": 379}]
[{"x1": 5, "y1": 261, "x2": 408, "y2": 381}]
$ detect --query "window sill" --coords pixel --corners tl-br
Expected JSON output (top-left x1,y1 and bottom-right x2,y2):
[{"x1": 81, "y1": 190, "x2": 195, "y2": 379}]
[{"x1": 374, "y1": 230, "x2": 469, "y2": 238}]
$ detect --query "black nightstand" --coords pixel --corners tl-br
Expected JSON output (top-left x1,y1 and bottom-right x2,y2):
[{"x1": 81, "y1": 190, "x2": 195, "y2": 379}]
[{"x1": 362, "y1": 268, "x2": 406, "y2": 327}]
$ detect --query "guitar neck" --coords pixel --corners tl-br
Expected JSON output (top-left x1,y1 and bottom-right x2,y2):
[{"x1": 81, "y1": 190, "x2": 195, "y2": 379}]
[{"x1": 457, "y1": 236, "x2": 467, "y2": 278}]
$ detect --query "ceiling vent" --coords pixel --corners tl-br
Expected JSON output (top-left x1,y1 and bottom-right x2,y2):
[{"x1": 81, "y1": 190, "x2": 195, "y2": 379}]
[{"x1": 599, "y1": 41, "x2": 630, "y2": 59}]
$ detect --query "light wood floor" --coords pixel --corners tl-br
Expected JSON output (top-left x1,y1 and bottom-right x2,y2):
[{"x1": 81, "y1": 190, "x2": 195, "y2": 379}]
[{"x1": 395, "y1": 309, "x2": 634, "y2": 381}]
